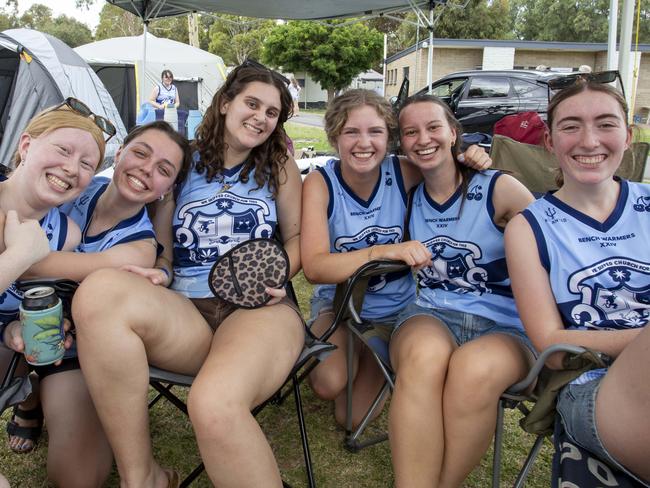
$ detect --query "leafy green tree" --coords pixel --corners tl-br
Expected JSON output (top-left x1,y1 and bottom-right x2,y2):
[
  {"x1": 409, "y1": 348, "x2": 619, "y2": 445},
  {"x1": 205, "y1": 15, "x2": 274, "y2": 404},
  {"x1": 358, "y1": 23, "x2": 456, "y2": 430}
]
[
  {"x1": 513, "y1": 0, "x2": 650, "y2": 43},
  {"x1": 263, "y1": 20, "x2": 383, "y2": 102},
  {"x1": 207, "y1": 15, "x2": 275, "y2": 65},
  {"x1": 9, "y1": 3, "x2": 91, "y2": 47},
  {"x1": 95, "y1": 3, "x2": 142, "y2": 39}
]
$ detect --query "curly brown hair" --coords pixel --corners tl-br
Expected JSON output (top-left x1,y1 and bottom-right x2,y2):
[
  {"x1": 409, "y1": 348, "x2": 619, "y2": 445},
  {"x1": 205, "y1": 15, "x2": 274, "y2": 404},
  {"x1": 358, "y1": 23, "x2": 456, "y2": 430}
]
[{"x1": 193, "y1": 63, "x2": 293, "y2": 197}]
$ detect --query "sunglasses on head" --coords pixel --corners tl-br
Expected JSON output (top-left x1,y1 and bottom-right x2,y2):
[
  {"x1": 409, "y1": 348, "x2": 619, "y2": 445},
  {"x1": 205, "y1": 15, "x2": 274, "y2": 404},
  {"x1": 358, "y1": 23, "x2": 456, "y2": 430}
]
[
  {"x1": 52, "y1": 97, "x2": 117, "y2": 142},
  {"x1": 240, "y1": 58, "x2": 290, "y2": 86},
  {"x1": 547, "y1": 70, "x2": 625, "y2": 101}
]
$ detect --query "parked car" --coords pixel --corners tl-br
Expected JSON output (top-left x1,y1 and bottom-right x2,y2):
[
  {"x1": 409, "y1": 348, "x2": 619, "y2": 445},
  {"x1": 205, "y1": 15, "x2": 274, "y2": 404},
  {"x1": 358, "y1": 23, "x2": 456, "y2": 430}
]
[{"x1": 414, "y1": 69, "x2": 562, "y2": 134}]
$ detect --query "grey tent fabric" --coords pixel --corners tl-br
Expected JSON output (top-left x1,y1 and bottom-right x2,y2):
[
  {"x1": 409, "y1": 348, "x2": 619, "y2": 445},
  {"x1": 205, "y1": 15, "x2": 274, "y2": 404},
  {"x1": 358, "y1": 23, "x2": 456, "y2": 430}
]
[
  {"x1": 106, "y1": 0, "x2": 428, "y2": 21},
  {"x1": 0, "y1": 29, "x2": 127, "y2": 169}
]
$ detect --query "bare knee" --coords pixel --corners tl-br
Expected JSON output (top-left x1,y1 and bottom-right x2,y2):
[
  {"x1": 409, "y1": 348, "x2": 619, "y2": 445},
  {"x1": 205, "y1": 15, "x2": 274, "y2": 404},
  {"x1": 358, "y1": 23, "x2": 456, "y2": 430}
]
[
  {"x1": 187, "y1": 382, "x2": 248, "y2": 442},
  {"x1": 394, "y1": 338, "x2": 453, "y2": 391},
  {"x1": 309, "y1": 358, "x2": 348, "y2": 401},
  {"x1": 72, "y1": 268, "x2": 132, "y2": 327},
  {"x1": 48, "y1": 460, "x2": 110, "y2": 488}
]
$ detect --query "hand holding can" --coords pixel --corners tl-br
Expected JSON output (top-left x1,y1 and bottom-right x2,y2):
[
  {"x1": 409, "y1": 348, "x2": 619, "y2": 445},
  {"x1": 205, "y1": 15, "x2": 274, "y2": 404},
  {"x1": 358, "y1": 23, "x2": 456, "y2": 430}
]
[{"x1": 19, "y1": 286, "x2": 65, "y2": 365}]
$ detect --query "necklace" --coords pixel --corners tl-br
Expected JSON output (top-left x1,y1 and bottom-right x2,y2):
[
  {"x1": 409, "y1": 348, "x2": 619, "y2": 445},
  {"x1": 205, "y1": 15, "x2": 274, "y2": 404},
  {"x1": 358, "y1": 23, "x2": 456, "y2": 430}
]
[
  {"x1": 215, "y1": 174, "x2": 233, "y2": 195},
  {"x1": 81, "y1": 211, "x2": 120, "y2": 248}
]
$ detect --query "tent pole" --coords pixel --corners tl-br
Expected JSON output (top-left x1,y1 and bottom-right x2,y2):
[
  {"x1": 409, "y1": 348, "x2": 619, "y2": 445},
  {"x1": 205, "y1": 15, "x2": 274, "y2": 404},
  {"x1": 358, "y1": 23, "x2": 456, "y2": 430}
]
[{"x1": 382, "y1": 33, "x2": 387, "y2": 97}]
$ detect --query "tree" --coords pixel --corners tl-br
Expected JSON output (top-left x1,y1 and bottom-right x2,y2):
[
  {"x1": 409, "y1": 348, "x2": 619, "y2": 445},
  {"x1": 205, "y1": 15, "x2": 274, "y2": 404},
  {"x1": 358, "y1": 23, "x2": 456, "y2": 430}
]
[
  {"x1": 263, "y1": 21, "x2": 383, "y2": 102},
  {"x1": 95, "y1": 4, "x2": 142, "y2": 39},
  {"x1": 10, "y1": 3, "x2": 92, "y2": 47},
  {"x1": 207, "y1": 15, "x2": 275, "y2": 65},
  {"x1": 513, "y1": 0, "x2": 650, "y2": 43}
]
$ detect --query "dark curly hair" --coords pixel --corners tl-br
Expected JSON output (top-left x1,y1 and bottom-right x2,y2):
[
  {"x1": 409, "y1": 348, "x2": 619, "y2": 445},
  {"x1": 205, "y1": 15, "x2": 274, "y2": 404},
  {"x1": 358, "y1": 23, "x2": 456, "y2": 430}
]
[{"x1": 193, "y1": 63, "x2": 293, "y2": 197}]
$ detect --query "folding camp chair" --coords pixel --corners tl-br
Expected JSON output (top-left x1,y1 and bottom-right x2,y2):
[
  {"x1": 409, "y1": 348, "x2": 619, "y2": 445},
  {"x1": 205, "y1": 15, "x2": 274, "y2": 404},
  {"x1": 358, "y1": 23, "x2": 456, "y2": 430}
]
[
  {"x1": 148, "y1": 282, "x2": 335, "y2": 488},
  {"x1": 311, "y1": 259, "x2": 410, "y2": 452},
  {"x1": 490, "y1": 134, "x2": 650, "y2": 195}
]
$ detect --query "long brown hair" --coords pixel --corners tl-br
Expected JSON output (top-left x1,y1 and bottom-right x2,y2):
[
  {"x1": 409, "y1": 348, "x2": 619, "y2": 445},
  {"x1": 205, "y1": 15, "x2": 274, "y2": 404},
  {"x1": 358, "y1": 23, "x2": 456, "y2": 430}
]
[
  {"x1": 193, "y1": 64, "x2": 293, "y2": 197},
  {"x1": 398, "y1": 94, "x2": 476, "y2": 201}
]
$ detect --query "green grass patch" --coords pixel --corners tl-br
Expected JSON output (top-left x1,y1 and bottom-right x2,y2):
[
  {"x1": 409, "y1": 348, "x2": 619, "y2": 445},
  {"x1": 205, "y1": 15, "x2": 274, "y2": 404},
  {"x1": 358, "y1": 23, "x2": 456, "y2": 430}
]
[
  {"x1": 1, "y1": 273, "x2": 553, "y2": 487},
  {"x1": 285, "y1": 122, "x2": 332, "y2": 154}
]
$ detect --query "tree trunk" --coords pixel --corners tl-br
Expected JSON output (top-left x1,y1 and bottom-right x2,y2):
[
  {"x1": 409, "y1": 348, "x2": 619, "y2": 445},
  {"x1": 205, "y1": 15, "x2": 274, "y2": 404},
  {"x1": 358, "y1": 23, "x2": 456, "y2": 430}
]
[
  {"x1": 188, "y1": 13, "x2": 200, "y2": 48},
  {"x1": 327, "y1": 88, "x2": 336, "y2": 103}
]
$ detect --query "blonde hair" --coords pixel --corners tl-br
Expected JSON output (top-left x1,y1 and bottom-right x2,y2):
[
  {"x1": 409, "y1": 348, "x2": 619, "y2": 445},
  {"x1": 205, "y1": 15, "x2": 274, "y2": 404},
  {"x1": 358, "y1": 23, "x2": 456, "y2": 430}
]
[{"x1": 13, "y1": 106, "x2": 106, "y2": 168}]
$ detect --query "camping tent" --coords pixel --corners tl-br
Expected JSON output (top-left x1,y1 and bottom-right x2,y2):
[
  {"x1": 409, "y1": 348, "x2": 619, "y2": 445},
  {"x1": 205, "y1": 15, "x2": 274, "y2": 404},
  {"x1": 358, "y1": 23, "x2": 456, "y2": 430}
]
[
  {"x1": 75, "y1": 34, "x2": 227, "y2": 129},
  {"x1": 0, "y1": 28, "x2": 127, "y2": 169}
]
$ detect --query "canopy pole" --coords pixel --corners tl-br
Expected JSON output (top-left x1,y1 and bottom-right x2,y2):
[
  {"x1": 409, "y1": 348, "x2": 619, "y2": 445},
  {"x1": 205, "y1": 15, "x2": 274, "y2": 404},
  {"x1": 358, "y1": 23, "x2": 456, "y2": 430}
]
[
  {"x1": 142, "y1": 21, "x2": 149, "y2": 108},
  {"x1": 382, "y1": 33, "x2": 387, "y2": 97},
  {"x1": 618, "y1": 0, "x2": 635, "y2": 109},
  {"x1": 426, "y1": 10, "x2": 433, "y2": 93},
  {"x1": 607, "y1": 0, "x2": 618, "y2": 71}
]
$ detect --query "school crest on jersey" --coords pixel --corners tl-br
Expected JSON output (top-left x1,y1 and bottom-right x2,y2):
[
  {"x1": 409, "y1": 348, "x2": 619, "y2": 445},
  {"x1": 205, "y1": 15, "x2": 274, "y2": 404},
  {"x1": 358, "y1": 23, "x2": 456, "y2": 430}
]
[
  {"x1": 566, "y1": 257, "x2": 650, "y2": 329},
  {"x1": 418, "y1": 236, "x2": 489, "y2": 294},
  {"x1": 175, "y1": 193, "x2": 274, "y2": 265},
  {"x1": 334, "y1": 226, "x2": 402, "y2": 292}
]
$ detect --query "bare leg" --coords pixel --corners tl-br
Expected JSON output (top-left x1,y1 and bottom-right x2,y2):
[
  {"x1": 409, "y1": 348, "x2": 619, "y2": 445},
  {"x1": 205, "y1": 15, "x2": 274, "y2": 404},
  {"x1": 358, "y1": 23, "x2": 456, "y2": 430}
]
[
  {"x1": 596, "y1": 325, "x2": 650, "y2": 482},
  {"x1": 0, "y1": 473, "x2": 9, "y2": 488},
  {"x1": 389, "y1": 316, "x2": 455, "y2": 488},
  {"x1": 309, "y1": 312, "x2": 386, "y2": 428},
  {"x1": 73, "y1": 269, "x2": 214, "y2": 488},
  {"x1": 439, "y1": 334, "x2": 531, "y2": 488},
  {"x1": 41, "y1": 369, "x2": 113, "y2": 488},
  {"x1": 187, "y1": 303, "x2": 304, "y2": 488}
]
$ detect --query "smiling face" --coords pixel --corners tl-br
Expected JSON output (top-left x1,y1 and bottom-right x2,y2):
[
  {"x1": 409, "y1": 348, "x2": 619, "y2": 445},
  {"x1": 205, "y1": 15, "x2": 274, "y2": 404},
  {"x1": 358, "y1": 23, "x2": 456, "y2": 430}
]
[
  {"x1": 399, "y1": 101, "x2": 457, "y2": 172},
  {"x1": 113, "y1": 128, "x2": 183, "y2": 203},
  {"x1": 220, "y1": 81, "x2": 281, "y2": 160},
  {"x1": 335, "y1": 104, "x2": 389, "y2": 176},
  {"x1": 17, "y1": 127, "x2": 100, "y2": 208},
  {"x1": 546, "y1": 89, "x2": 631, "y2": 186}
]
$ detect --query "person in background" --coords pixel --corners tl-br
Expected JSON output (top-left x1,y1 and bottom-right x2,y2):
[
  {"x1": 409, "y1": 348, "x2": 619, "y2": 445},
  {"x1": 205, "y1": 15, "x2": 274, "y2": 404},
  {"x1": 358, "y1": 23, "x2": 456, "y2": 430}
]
[
  {"x1": 149, "y1": 69, "x2": 180, "y2": 109},
  {"x1": 288, "y1": 77, "x2": 301, "y2": 116}
]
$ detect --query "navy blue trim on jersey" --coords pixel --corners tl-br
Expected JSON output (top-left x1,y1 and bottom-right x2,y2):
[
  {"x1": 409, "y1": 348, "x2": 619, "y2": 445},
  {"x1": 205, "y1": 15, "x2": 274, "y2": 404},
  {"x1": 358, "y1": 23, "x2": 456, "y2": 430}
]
[
  {"x1": 110, "y1": 229, "x2": 155, "y2": 247},
  {"x1": 522, "y1": 208, "x2": 551, "y2": 272},
  {"x1": 390, "y1": 155, "x2": 408, "y2": 206},
  {"x1": 487, "y1": 171, "x2": 503, "y2": 233},
  {"x1": 82, "y1": 208, "x2": 154, "y2": 246},
  {"x1": 544, "y1": 178, "x2": 628, "y2": 234},
  {"x1": 316, "y1": 164, "x2": 335, "y2": 219},
  {"x1": 334, "y1": 160, "x2": 382, "y2": 208},
  {"x1": 422, "y1": 182, "x2": 462, "y2": 213},
  {"x1": 38, "y1": 209, "x2": 68, "y2": 250}
]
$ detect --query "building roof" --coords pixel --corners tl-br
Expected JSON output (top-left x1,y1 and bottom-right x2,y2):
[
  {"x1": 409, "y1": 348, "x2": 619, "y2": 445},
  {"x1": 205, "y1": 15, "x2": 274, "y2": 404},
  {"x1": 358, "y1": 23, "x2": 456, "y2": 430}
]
[{"x1": 387, "y1": 38, "x2": 650, "y2": 64}]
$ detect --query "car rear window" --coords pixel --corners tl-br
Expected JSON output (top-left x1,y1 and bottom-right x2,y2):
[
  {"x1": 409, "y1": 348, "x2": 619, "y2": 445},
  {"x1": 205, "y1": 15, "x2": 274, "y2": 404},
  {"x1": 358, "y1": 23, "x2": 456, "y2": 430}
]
[
  {"x1": 467, "y1": 77, "x2": 510, "y2": 98},
  {"x1": 512, "y1": 78, "x2": 547, "y2": 99}
]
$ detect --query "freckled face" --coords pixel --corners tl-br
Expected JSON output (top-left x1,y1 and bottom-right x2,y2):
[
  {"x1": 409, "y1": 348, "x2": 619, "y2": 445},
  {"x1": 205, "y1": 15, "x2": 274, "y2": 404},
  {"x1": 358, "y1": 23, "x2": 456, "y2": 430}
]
[
  {"x1": 399, "y1": 101, "x2": 456, "y2": 172},
  {"x1": 113, "y1": 129, "x2": 183, "y2": 203},
  {"x1": 18, "y1": 127, "x2": 100, "y2": 208},
  {"x1": 335, "y1": 104, "x2": 388, "y2": 175},
  {"x1": 546, "y1": 90, "x2": 631, "y2": 186}
]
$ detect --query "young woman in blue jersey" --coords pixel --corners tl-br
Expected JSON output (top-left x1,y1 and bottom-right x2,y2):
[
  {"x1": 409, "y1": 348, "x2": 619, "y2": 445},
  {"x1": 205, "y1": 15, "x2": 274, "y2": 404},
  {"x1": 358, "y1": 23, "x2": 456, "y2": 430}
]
[
  {"x1": 3, "y1": 120, "x2": 190, "y2": 487},
  {"x1": 72, "y1": 62, "x2": 304, "y2": 488},
  {"x1": 506, "y1": 80, "x2": 650, "y2": 485},
  {"x1": 149, "y1": 69, "x2": 180, "y2": 109},
  {"x1": 389, "y1": 94, "x2": 535, "y2": 488},
  {"x1": 0, "y1": 104, "x2": 104, "y2": 474},
  {"x1": 301, "y1": 89, "x2": 491, "y2": 429}
]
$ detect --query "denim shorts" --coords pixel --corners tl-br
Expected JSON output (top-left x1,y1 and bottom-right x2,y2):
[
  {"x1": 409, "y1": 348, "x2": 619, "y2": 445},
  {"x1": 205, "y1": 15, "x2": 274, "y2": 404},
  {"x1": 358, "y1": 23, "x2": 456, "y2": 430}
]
[
  {"x1": 557, "y1": 377, "x2": 649, "y2": 486},
  {"x1": 394, "y1": 302, "x2": 537, "y2": 358}
]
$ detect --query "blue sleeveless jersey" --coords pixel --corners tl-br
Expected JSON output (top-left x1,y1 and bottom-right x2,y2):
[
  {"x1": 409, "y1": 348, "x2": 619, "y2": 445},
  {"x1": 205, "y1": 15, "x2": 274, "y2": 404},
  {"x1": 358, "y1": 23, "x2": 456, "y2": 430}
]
[
  {"x1": 171, "y1": 159, "x2": 278, "y2": 298},
  {"x1": 60, "y1": 176, "x2": 155, "y2": 253},
  {"x1": 0, "y1": 207, "x2": 69, "y2": 337},
  {"x1": 523, "y1": 180, "x2": 650, "y2": 383},
  {"x1": 156, "y1": 83, "x2": 177, "y2": 105},
  {"x1": 312, "y1": 156, "x2": 414, "y2": 319},
  {"x1": 412, "y1": 170, "x2": 522, "y2": 329}
]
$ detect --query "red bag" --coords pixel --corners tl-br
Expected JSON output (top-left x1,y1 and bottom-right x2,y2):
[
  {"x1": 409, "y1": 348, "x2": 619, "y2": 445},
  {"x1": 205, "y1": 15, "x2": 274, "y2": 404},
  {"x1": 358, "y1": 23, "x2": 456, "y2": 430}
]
[{"x1": 493, "y1": 112, "x2": 547, "y2": 146}]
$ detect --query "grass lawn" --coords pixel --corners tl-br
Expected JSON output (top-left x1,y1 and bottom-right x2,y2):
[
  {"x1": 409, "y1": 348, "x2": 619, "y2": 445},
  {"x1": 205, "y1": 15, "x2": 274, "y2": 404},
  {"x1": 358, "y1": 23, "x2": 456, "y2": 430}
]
[
  {"x1": 0, "y1": 272, "x2": 553, "y2": 487},
  {"x1": 285, "y1": 121, "x2": 333, "y2": 154}
]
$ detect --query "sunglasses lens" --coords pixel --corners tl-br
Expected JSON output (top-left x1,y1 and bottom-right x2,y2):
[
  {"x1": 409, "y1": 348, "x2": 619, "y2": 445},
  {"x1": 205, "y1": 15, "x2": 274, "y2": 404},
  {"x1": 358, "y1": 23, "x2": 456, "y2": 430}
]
[
  {"x1": 96, "y1": 117, "x2": 116, "y2": 136},
  {"x1": 594, "y1": 71, "x2": 617, "y2": 84},
  {"x1": 67, "y1": 98, "x2": 92, "y2": 116}
]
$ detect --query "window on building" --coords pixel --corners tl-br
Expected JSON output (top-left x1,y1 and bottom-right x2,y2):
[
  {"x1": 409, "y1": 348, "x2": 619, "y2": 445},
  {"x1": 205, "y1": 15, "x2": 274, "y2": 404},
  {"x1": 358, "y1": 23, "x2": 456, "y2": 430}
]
[{"x1": 403, "y1": 66, "x2": 410, "y2": 81}]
